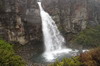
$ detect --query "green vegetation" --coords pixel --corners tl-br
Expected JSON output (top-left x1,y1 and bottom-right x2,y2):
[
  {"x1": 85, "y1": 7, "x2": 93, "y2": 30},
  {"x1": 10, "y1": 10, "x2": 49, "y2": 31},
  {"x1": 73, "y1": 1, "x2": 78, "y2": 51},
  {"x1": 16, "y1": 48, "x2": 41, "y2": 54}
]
[
  {"x1": 50, "y1": 47, "x2": 100, "y2": 66},
  {"x1": 0, "y1": 40, "x2": 26, "y2": 66},
  {"x1": 50, "y1": 57, "x2": 82, "y2": 66},
  {"x1": 72, "y1": 26, "x2": 100, "y2": 47}
]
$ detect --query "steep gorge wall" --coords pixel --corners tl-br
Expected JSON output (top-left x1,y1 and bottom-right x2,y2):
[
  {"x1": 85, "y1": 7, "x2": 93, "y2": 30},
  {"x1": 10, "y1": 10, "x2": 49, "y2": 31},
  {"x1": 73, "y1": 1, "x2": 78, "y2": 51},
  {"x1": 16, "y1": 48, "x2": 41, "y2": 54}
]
[
  {"x1": 43, "y1": 0, "x2": 100, "y2": 33},
  {"x1": 0, "y1": 0, "x2": 100, "y2": 44},
  {"x1": 0, "y1": 0, "x2": 42, "y2": 44}
]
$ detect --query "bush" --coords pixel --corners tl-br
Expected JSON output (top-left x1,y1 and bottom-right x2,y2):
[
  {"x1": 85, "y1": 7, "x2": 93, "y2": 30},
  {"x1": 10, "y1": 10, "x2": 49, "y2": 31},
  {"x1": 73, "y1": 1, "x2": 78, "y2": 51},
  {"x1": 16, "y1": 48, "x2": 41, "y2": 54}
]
[
  {"x1": 72, "y1": 26, "x2": 100, "y2": 47},
  {"x1": 80, "y1": 47, "x2": 100, "y2": 66},
  {"x1": 50, "y1": 57, "x2": 82, "y2": 66},
  {"x1": 0, "y1": 40, "x2": 26, "y2": 66},
  {"x1": 50, "y1": 47, "x2": 100, "y2": 66}
]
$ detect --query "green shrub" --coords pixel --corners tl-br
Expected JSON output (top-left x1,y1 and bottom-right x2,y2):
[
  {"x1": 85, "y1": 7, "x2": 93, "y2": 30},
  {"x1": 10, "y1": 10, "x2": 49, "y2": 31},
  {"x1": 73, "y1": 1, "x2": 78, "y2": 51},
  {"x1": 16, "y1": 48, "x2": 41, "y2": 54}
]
[
  {"x1": 0, "y1": 40, "x2": 26, "y2": 66},
  {"x1": 50, "y1": 57, "x2": 82, "y2": 66},
  {"x1": 72, "y1": 26, "x2": 100, "y2": 47}
]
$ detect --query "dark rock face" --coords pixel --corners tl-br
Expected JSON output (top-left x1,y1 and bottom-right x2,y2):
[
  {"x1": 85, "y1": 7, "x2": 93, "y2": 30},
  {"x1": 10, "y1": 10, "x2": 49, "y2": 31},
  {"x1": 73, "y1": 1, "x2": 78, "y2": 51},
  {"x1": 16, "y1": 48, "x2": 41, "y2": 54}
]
[
  {"x1": 0, "y1": 0, "x2": 42, "y2": 44},
  {"x1": 43, "y1": 0, "x2": 100, "y2": 33},
  {"x1": 0, "y1": 0, "x2": 100, "y2": 44}
]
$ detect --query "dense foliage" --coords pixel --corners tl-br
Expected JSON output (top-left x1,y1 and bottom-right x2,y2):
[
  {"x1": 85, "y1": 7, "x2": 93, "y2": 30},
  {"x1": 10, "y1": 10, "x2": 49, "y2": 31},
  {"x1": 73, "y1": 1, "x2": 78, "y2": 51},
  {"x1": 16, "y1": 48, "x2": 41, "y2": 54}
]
[
  {"x1": 72, "y1": 26, "x2": 100, "y2": 47},
  {"x1": 50, "y1": 57, "x2": 82, "y2": 66},
  {"x1": 50, "y1": 47, "x2": 100, "y2": 66},
  {"x1": 0, "y1": 40, "x2": 26, "y2": 66}
]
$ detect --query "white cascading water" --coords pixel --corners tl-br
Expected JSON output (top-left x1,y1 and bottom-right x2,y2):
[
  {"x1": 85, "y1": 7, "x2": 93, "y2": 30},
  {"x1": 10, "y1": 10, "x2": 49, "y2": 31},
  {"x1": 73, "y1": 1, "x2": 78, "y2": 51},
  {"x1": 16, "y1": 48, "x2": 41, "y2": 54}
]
[{"x1": 37, "y1": 2, "x2": 78, "y2": 61}]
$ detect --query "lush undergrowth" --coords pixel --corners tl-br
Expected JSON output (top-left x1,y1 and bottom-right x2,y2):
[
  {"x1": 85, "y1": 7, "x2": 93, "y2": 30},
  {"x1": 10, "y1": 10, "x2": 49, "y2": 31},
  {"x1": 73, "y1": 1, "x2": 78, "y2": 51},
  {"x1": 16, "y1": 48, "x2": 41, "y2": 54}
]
[
  {"x1": 50, "y1": 57, "x2": 82, "y2": 66},
  {"x1": 71, "y1": 26, "x2": 100, "y2": 48},
  {"x1": 50, "y1": 47, "x2": 100, "y2": 66},
  {"x1": 0, "y1": 40, "x2": 26, "y2": 66}
]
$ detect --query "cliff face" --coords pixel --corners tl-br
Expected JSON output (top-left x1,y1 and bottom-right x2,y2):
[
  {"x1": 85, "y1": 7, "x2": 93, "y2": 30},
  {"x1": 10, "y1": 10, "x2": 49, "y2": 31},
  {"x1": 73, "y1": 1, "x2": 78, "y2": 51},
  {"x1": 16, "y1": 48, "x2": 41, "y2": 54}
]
[
  {"x1": 0, "y1": 13, "x2": 42, "y2": 44},
  {"x1": 43, "y1": 0, "x2": 100, "y2": 33},
  {"x1": 0, "y1": 0, "x2": 42, "y2": 44},
  {"x1": 0, "y1": 0, "x2": 100, "y2": 44}
]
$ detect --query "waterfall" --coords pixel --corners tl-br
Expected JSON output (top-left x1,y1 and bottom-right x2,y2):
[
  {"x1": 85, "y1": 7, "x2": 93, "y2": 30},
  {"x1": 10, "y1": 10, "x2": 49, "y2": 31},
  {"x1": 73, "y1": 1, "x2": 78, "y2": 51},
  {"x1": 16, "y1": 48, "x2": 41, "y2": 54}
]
[
  {"x1": 38, "y1": 2, "x2": 66, "y2": 52},
  {"x1": 38, "y1": 2, "x2": 74, "y2": 61}
]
